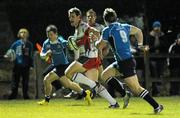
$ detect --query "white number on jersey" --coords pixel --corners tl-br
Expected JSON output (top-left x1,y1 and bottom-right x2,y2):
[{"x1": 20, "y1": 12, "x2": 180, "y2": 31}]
[{"x1": 119, "y1": 30, "x2": 128, "y2": 43}]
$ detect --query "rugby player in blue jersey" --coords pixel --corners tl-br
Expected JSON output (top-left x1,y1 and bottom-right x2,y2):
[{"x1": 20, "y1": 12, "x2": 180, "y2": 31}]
[
  {"x1": 96, "y1": 8, "x2": 163, "y2": 114},
  {"x1": 37, "y1": 25, "x2": 91, "y2": 105}
]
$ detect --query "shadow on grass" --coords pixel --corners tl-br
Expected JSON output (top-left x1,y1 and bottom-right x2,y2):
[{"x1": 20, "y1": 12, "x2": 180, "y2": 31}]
[
  {"x1": 66, "y1": 104, "x2": 88, "y2": 107},
  {"x1": 130, "y1": 112, "x2": 166, "y2": 115}
]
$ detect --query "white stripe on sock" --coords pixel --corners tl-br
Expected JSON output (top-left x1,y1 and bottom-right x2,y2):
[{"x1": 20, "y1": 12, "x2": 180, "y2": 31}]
[
  {"x1": 142, "y1": 91, "x2": 149, "y2": 98},
  {"x1": 140, "y1": 90, "x2": 148, "y2": 98}
]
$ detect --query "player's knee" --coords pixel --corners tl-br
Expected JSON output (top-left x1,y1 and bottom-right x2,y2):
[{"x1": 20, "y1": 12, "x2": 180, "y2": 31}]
[
  {"x1": 64, "y1": 69, "x2": 68, "y2": 76},
  {"x1": 43, "y1": 77, "x2": 50, "y2": 85},
  {"x1": 65, "y1": 69, "x2": 72, "y2": 79},
  {"x1": 65, "y1": 72, "x2": 72, "y2": 79},
  {"x1": 44, "y1": 73, "x2": 53, "y2": 84},
  {"x1": 101, "y1": 72, "x2": 109, "y2": 81},
  {"x1": 131, "y1": 86, "x2": 144, "y2": 96},
  {"x1": 137, "y1": 86, "x2": 145, "y2": 95}
]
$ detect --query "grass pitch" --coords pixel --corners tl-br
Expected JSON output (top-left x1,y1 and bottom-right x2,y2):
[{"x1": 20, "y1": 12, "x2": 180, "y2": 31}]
[{"x1": 0, "y1": 96, "x2": 180, "y2": 118}]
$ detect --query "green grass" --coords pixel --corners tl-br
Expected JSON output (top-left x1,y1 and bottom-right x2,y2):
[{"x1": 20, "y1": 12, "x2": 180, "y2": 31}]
[{"x1": 0, "y1": 96, "x2": 180, "y2": 118}]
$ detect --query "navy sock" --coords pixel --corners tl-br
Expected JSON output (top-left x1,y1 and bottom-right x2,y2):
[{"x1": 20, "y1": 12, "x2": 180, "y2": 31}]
[
  {"x1": 106, "y1": 77, "x2": 126, "y2": 97},
  {"x1": 81, "y1": 90, "x2": 87, "y2": 97},
  {"x1": 139, "y1": 89, "x2": 159, "y2": 109},
  {"x1": 45, "y1": 96, "x2": 50, "y2": 102}
]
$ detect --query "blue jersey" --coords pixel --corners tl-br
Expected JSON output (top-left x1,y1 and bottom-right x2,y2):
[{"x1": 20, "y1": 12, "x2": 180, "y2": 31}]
[
  {"x1": 10, "y1": 39, "x2": 33, "y2": 67},
  {"x1": 102, "y1": 22, "x2": 133, "y2": 61},
  {"x1": 41, "y1": 36, "x2": 69, "y2": 66}
]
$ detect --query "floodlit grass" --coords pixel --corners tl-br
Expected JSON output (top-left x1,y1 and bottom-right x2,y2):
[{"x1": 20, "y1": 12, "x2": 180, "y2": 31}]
[{"x1": 0, "y1": 96, "x2": 180, "y2": 118}]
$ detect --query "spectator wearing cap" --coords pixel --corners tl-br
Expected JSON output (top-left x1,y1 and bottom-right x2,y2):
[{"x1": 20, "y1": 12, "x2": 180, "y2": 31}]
[
  {"x1": 148, "y1": 21, "x2": 167, "y2": 96},
  {"x1": 149, "y1": 21, "x2": 165, "y2": 53}
]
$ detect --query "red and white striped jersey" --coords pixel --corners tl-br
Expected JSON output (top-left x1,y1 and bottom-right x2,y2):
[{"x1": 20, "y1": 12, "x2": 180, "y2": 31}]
[{"x1": 73, "y1": 21, "x2": 99, "y2": 59}]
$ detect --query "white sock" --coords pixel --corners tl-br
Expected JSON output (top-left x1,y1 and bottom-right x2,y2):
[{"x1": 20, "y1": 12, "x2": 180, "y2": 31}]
[
  {"x1": 72, "y1": 73, "x2": 96, "y2": 88},
  {"x1": 96, "y1": 84, "x2": 117, "y2": 105}
]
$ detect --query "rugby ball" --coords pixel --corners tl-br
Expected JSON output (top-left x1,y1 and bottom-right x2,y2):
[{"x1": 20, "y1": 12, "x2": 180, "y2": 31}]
[
  {"x1": 68, "y1": 36, "x2": 79, "y2": 50},
  {"x1": 5, "y1": 49, "x2": 16, "y2": 61}
]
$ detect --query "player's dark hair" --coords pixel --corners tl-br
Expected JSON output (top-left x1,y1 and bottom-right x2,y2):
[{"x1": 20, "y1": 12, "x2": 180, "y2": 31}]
[
  {"x1": 46, "y1": 25, "x2": 58, "y2": 34},
  {"x1": 68, "y1": 7, "x2": 82, "y2": 16},
  {"x1": 103, "y1": 8, "x2": 117, "y2": 23}
]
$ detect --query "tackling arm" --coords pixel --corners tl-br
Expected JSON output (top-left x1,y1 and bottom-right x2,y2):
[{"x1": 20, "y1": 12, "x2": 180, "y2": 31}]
[
  {"x1": 88, "y1": 27, "x2": 100, "y2": 41},
  {"x1": 96, "y1": 38, "x2": 110, "y2": 59}
]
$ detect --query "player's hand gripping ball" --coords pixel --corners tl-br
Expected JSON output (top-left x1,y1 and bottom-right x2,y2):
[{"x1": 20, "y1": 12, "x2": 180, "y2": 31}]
[{"x1": 67, "y1": 36, "x2": 79, "y2": 50}]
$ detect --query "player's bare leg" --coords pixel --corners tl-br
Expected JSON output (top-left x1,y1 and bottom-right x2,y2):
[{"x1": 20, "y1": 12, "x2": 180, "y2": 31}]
[
  {"x1": 101, "y1": 64, "x2": 131, "y2": 108},
  {"x1": 72, "y1": 68, "x2": 118, "y2": 108},
  {"x1": 124, "y1": 75, "x2": 163, "y2": 114},
  {"x1": 38, "y1": 72, "x2": 59, "y2": 105},
  {"x1": 65, "y1": 61, "x2": 86, "y2": 79},
  {"x1": 59, "y1": 76, "x2": 92, "y2": 105}
]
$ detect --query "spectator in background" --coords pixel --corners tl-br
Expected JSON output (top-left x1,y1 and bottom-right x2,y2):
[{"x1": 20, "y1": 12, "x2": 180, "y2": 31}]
[
  {"x1": 167, "y1": 33, "x2": 180, "y2": 95},
  {"x1": 149, "y1": 21, "x2": 165, "y2": 53},
  {"x1": 4, "y1": 28, "x2": 33, "y2": 99},
  {"x1": 148, "y1": 21, "x2": 166, "y2": 78},
  {"x1": 168, "y1": 33, "x2": 180, "y2": 77}
]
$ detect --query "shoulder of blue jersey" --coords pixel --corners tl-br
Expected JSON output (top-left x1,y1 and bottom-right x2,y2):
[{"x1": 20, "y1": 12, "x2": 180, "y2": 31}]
[
  {"x1": 121, "y1": 23, "x2": 130, "y2": 27},
  {"x1": 43, "y1": 39, "x2": 50, "y2": 44},
  {"x1": 58, "y1": 36, "x2": 67, "y2": 43},
  {"x1": 102, "y1": 26, "x2": 109, "y2": 33}
]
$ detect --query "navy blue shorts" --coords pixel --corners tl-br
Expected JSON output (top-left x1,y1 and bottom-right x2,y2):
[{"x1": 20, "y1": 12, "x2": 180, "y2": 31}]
[
  {"x1": 113, "y1": 58, "x2": 137, "y2": 78},
  {"x1": 42, "y1": 64, "x2": 55, "y2": 77},
  {"x1": 43, "y1": 64, "x2": 69, "y2": 78}
]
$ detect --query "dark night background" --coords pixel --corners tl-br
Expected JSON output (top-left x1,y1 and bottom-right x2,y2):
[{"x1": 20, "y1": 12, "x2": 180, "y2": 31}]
[{"x1": 0, "y1": 0, "x2": 180, "y2": 48}]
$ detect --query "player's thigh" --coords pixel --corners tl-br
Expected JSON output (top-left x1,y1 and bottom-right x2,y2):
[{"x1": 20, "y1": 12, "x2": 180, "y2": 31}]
[
  {"x1": 59, "y1": 76, "x2": 71, "y2": 88},
  {"x1": 44, "y1": 71, "x2": 59, "y2": 83},
  {"x1": 101, "y1": 63, "x2": 121, "y2": 82},
  {"x1": 85, "y1": 68, "x2": 99, "y2": 82},
  {"x1": 98, "y1": 65, "x2": 104, "y2": 82},
  {"x1": 98, "y1": 65, "x2": 103, "y2": 77},
  {"x1": 124, "y1": 75, "x2": 144, "y2": 95},
  {"x1": 65, "y1": 61, "x2": 86, "y2": 75}
]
